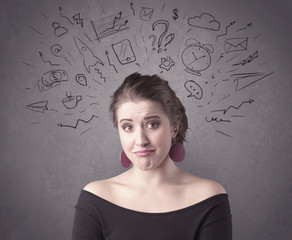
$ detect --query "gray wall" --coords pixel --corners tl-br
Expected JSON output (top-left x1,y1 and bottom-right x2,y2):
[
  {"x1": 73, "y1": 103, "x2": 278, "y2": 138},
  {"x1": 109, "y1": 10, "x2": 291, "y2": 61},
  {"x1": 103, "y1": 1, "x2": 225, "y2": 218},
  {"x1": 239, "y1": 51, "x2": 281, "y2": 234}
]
[{"x1": 0, "y1": 0, "x2": 291, "y2": 239}]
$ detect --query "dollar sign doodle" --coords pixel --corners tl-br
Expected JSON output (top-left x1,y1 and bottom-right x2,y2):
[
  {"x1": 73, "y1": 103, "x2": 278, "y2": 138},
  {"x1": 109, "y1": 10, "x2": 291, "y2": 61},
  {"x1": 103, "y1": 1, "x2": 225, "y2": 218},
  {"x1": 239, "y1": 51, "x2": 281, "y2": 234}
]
[{"x1": 172, "y1": 8, "x2": 178, "y2": 21}]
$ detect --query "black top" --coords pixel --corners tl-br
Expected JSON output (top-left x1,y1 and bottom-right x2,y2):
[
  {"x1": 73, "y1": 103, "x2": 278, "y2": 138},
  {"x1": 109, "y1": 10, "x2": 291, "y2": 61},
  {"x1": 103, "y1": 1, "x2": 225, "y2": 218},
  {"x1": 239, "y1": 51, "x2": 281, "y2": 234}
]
[{"x1": 72, "y1": 190, "x2": 232, "y2": 240}]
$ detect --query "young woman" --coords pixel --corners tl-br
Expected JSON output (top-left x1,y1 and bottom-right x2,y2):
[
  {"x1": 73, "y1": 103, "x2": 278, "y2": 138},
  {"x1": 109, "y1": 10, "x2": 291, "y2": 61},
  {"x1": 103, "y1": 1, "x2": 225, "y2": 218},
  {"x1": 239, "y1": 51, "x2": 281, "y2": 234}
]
[{"x1": 72, "y1": 72, "x2": 232, "y2": 240}]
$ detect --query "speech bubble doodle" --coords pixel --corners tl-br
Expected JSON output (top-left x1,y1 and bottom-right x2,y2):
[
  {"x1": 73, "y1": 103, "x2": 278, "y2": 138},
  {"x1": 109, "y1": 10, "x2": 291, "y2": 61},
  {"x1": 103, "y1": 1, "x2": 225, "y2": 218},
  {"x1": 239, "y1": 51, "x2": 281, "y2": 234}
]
[{"x1": 184, "y1": 80, "x2": 203, "y2": 99}]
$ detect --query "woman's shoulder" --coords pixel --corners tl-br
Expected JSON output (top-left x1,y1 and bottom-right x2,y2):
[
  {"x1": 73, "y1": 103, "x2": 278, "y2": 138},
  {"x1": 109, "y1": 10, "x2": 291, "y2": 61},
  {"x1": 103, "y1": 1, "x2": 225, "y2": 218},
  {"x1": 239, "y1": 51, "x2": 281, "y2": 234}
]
[
  {"x1": 83, "y1": 175, "x2": 125, "y2": 200},
  {"x1": 179, "y1": 171, "x2": 227, "y2": 202}
]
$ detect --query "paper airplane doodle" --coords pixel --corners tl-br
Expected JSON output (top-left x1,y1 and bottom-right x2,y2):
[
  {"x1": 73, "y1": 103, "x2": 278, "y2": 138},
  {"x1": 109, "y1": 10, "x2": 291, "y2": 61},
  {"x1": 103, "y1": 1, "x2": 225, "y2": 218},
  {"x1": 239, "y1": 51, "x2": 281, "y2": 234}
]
[
  {"x1": 26, "y1": 101, "x2": 48, "y2": 113},
  {"x1": 73, "y1": 36, "x2": 104, "y2": 73},
  {"x1": 232, "y1": 72, "x2": 274, "y2": 91}
]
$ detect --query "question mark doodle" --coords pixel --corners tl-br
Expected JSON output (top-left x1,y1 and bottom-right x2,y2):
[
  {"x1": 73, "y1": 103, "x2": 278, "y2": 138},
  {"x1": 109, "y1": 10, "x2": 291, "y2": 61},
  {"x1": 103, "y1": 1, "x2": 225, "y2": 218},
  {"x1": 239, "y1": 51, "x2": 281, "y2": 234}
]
[
  {"x1": 152, "y1": 20, "x2": 175, "y2": 53},
  {"x1": 149, "y1": 34, "x2": 157, "y2": 51}
]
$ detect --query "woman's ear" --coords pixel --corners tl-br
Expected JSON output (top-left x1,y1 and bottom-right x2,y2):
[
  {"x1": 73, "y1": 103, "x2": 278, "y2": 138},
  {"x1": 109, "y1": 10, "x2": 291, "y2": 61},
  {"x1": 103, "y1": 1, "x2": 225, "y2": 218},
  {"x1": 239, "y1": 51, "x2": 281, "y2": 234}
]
[{"x1": 172, "y1": 122, "x2": 179, "y2": 138}]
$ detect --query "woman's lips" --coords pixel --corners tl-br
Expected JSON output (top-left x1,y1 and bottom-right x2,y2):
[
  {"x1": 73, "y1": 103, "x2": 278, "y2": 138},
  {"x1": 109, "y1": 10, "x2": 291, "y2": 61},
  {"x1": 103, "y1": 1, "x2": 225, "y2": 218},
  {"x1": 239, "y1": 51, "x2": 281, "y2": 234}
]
[{"x1": 133, "y1": 149, "x2": 155, "y2": 157}]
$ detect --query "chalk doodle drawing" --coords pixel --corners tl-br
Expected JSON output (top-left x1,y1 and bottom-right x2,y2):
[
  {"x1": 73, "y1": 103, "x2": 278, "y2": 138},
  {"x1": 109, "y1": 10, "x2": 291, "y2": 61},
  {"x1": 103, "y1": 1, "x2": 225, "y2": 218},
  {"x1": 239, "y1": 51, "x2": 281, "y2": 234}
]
[
  {"x1": 112, "y1": 39, "x2": 136, "y2": 65},
  {"x1": 172, "y1": 8, "x2": 179, "y2": 21},
  {"x1": 188, "y1": 13, "x2": 220, "y2": 31},
  {"x1": 216, "y1": 21, "x2": 236, "y2": 42},
  {"x1": 51, "y1": 44, "x2": 72, "y2": 65},
  {"x1": 159, "y1": 57, "x2": 175, "y2": 71},
  {"x1": 38, "y1": 70, "x2": 68, "y2": 91},
  {"x1": 232, "y1": 72, "x2": 274, "y2": 91},
  {"x1": 184, "y1": 80, "x2": 203, "y2": 100},
  {"x1": 91, "y1": 12, "x2": 129, "y2": 40},
  {"x1": 105, "y1": 51, "x2": 118, "y2": 73},
  {"x1": 24, "y1": 1, "x2": 275, "y2": 137},
  {"x1": 62, "y1": 93, "x2": 82, "y2": 109},
  {"x1": 57, "y1": 115, "x2": 99, "y2": 129},
  {"x1": 52, "y1": 22, "x2": 68, "y2": 37},
  {"x1": 75, "y1": 74, "x2": 87, "y2": 86},
  {"x1": 130, "y1": 2, "x2": 135, "y2": 16},
  {"x1": 211, "y1": 99, "x2": 254, "y2": 115},
  {"x1": 59, "y1": 6, "x2": 73, "y2": 25},
  {"x1": 39, "y1": 51, "x2": 59, "y2": 66},
  {"x1": 139, "y1": 7, "x2": 154, "y2": 21},
  {"x1": 224, "y1": 37, "x2": 248, "y2": 54},
  {"x1": 152, "y1": 20, "x2": 175, "y2": 53},
  {"x1": 182, "y1": 38, "x2": 213, "y2": 76},
  {"x1": 232, "y1": 51, "x2": 258, "y2": 66},
  {"x1": 26, "y1": 101, "x2": 48, "y2": 113},
  {"x1": 73, "y1": 36, "x2": 104, "y2": 73},
  {"x1": 73, "y1": 13, "x2": 84, "y2": 28}
]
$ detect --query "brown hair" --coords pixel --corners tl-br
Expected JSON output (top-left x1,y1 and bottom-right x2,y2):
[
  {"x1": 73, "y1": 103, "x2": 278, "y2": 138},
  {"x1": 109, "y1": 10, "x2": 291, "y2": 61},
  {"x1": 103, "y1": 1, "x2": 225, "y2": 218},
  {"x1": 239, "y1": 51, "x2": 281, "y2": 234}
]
[{"x1": 109, "y1": 72, "x2": 188, "y2": 144}]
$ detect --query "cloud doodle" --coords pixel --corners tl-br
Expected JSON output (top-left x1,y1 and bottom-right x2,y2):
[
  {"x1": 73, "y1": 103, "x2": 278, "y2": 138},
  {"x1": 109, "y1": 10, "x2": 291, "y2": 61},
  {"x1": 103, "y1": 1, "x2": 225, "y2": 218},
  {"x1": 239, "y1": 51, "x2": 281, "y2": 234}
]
[{"x1": 188, "y1": 13, "x2": 220, "y2": 31}]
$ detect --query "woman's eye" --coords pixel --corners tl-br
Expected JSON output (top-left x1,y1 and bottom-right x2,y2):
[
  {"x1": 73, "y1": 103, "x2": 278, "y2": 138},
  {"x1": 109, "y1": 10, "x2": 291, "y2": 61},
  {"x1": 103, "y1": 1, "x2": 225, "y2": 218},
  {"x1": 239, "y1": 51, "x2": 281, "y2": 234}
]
[
  {"x1": 147, "y1": 122, "x2": 160, "y2": 129},
  {"x1": 122, "y1": 125, "x2": 132, "y2": 131}
]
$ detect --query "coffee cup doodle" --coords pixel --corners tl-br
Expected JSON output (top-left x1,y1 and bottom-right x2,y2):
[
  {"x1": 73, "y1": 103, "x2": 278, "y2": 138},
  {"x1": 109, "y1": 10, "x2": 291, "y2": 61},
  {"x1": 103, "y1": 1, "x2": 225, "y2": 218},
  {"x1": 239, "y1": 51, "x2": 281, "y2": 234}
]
[{"x1": 62, "y1": 94, "x2": 82, "y2": 109}]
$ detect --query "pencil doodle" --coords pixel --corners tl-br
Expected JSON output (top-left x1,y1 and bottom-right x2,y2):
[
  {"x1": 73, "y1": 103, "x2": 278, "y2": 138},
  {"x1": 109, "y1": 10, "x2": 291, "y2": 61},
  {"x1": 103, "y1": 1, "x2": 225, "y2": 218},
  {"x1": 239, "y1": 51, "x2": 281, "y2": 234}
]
[
  {"x1": 91, "y1": 12, "x2": 129, "y2": 40},
  {"x1": 73, "y1": 36, "x2": 104, "y2": 73},
  {"x1": 182, "y1": 38, "x2": 213, "y2": 76},
  {"x1": 224, "y1": 37, "x2": 248, "y2": 53},
  {"x1": 52, "y1": 22, "x2": 68, "y2": 37},
  {"x1": 172, "y1": 8, "x2": 179, "y2": 21},
  {"x1": 95, "y1": 68, "x2": 106, "y2": 82},
  {"x1": 130, "y1": 2, "x2": 135, "y2": 16},
  {"x1": 51, "y1": 44, "x2": 72, "y2": 65},
  {"x1": 184, "y1": 80, "x2": 203, "y2": 100},
  {"x1": 216, "y1": 21, "x2": 236, "y2": 42},
  {"x1": 149, "y1": 34, "x2": 157, "y2": 51},
  {"x1": 232, "y1": 72, "x2": 274, "y2": 91},
  {"x1": 38, "y1": 70, "x2": 68, "y2": 91},
  {"x1": 59, "y1": 6, "x2": 73, "y2": 25},
  {"x1": 205, "y1": 116, "x2": 231, "y2": 123},
  {"x1": 80, "y1": 127, "x2": 93, "y2": 135},
  {"x1": 232, "y1": 51, "x2": 258, "y2": 66},
  {"x1": 26, "y1": 101, "x2": 48, "y2": 113},
  {"x1": 152, "y1": 20, "x2": 175, "y2": 53},
  {"x1": 236, "y1": 23, "x2": 252, "y2": 32},
  {"x1": 57, "y1": 115, "x2": 99, "y2": 129},
  {"x1": 159, "y1": 57, "x2": 175, "y2": 71},
  {"x1": 62, "y1": 92, "x2": 82, "y2": 109},
  {"x1": 105, "y1": 51, "x2": 118, "y2": 73},
  {"x1": 211, "y1": 99, "x2": 254, "y2": 115},
  {"x1": 216, "y1": 130, "x2": 232, "y2": 137},
  {"x1": 28, "y1": 25, "x2": 44, "y2": 36},
  {"x1": 112, "y1": 39, "x2": 136, "y2": 65},
  {"x1": 75, "y1": 73, "x2": 87, "y2": 86},
  {"x1": 188, "y1": 13, "x2": 220, "y2": 31},
  {"x1": 139, "y1": 7, "x2": 154, "y2": 21},
  {"x1": 73, "y1": 13, "x2": 84, "y2": 28},
  {"x1": 40, "y1": 12, "x2": 48, "y2": 20},
  {"x1": 39, "y1": 51, "x2": 59, "y2": 66}
]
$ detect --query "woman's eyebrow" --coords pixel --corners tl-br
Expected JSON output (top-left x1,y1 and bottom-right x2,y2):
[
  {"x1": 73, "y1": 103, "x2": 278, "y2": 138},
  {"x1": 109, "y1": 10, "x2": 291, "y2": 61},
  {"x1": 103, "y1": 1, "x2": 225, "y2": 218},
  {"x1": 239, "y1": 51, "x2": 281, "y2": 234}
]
[
  {"x1": 144, "y1": 115, "x2": 161, "y2": 120},
  {"x1": 119, "y1": 118, "x2": 133, "y2": 123}
]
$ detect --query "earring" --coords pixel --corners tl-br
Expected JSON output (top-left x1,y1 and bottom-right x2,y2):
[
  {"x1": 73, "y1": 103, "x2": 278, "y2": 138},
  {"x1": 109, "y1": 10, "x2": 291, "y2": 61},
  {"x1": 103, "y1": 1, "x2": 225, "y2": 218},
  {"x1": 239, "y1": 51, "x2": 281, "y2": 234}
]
[
  {"x1": 169, "y1": 143, "x2": 186, "y2": 162},
  {"x1": 120, "y1": 151, "x2": 131, "y2": 168}
]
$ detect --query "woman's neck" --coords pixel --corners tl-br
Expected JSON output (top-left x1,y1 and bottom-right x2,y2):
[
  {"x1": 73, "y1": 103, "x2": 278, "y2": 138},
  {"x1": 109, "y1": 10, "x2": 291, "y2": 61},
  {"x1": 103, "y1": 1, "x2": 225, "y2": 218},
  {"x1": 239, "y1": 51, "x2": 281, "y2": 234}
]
[{"x1": 127, "y1": 157, "x2": 181, "y2": 189}]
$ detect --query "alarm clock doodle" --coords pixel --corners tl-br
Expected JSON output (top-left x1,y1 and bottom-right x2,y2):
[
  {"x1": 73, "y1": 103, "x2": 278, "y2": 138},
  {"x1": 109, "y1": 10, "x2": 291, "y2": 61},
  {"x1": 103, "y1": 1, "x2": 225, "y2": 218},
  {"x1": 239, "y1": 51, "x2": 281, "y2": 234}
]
[{"x1": 182, "y1": 38, "x2": 214, "y2": 76}]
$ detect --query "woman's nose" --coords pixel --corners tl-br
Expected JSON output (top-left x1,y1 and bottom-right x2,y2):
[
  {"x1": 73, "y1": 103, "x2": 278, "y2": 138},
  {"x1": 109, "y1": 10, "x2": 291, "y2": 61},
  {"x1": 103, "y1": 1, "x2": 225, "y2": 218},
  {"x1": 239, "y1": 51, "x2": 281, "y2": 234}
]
[{"x1": 135, "y1": 128, "x2": 149, "y2": 147}]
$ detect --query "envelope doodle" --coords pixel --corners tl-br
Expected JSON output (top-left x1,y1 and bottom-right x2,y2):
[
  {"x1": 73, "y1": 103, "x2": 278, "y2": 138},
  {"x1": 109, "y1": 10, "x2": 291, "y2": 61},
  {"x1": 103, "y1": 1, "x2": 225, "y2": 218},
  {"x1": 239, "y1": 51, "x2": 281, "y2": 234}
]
[
  {"x1": 224, "y1": 37, "x2": 248, "y2": 53},
  {"x1": 139, "y1": 7, "x2": 154, "y2": 21}
]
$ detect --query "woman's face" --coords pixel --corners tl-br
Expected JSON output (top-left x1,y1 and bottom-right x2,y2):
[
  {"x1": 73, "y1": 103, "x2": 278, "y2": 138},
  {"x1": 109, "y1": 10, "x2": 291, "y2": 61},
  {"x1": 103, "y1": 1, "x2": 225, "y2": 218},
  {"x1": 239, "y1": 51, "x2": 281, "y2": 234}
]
[{"x1": 116, "y1": 100, "x2": 175, "y2": 170}]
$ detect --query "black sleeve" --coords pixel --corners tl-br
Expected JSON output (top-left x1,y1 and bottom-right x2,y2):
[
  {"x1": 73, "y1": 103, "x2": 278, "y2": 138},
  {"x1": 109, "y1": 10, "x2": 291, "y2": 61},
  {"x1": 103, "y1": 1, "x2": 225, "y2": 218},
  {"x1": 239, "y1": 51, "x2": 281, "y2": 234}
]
[
  {"x1": 71, "y1": 193, "x2": 105, "y2": 240},
  {"x1": 198, "y1": 197, "x2": 232, "y2": 240}
]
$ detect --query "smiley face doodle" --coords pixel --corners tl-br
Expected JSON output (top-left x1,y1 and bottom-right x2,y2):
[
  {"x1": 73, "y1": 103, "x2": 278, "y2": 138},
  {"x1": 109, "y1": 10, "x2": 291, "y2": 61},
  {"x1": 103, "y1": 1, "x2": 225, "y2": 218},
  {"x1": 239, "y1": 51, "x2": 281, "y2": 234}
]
[
  {"x1": 184, "y1": 80, "x2": 203, "y2": 100},
  {"x1": 181, "y1": 38, "x2": 214, "y2": 76}
]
